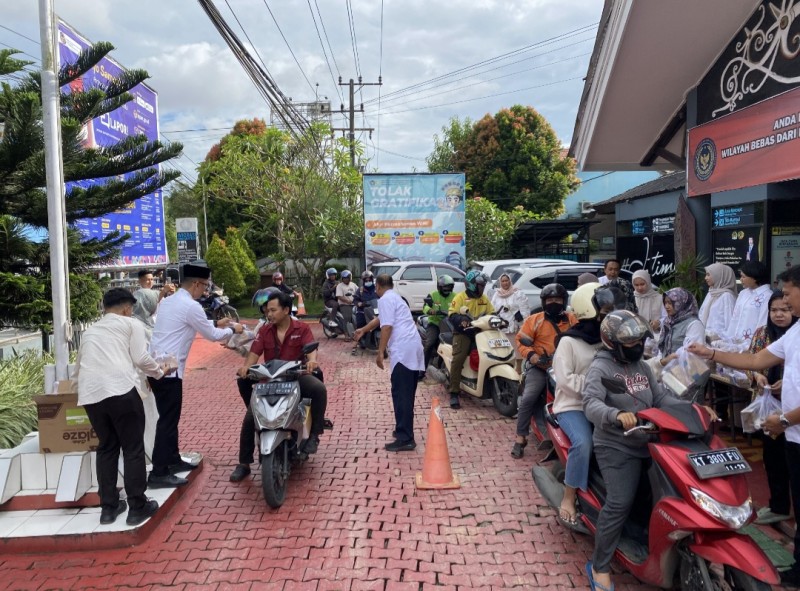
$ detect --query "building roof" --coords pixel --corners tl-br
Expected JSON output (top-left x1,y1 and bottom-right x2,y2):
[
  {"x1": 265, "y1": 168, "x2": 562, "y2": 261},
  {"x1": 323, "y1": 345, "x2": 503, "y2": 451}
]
[{"x1": 593, "y1": 170, "x2": 685, "y2": 213}]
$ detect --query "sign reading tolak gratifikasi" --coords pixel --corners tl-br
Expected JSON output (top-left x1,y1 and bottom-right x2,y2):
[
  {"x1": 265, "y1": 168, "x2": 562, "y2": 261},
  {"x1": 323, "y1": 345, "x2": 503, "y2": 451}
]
[
  {"x1": 363, "y1": 174, "x2": 466, "y2": 269},
  {"x1": 688, "y1": 85, "x2": 800, "y2": 197},
  {"x1": 58, "y1": 20, "x2": 167, "y2": 267}
]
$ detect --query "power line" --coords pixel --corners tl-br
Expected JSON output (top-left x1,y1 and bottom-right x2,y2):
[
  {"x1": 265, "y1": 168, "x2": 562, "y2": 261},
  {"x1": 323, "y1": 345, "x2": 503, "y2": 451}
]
[
  {"x1": 376, "y1": 0, "x2": 384, "y2": 169},
  {"x1": 162, "y1": 126, "x2": 232, "y2": 134},
  {"x1": 223, "y1": 0, "x2": 276, "y2": 81},
  {"x1": 260, "y1": 0, "x2": 316, "y2": 94},
  {"x1": 345, "y1": 0, "x2": 361, "y2": 78},
  {"x1": 372, "y1": 146, "x2": 427, "y2": 161},
  {"x1": 0, "y1": 24, "x2": 40, "y2": 46},
  {"x1": 314, "y1": 0, "x2": 342, "y2": 80},
  {"x1": 306, "y1": 0, "x2": 343, "y2": 103},
  {"x1": 0, "y1": 40, "x2": 41, "y2": 64}
]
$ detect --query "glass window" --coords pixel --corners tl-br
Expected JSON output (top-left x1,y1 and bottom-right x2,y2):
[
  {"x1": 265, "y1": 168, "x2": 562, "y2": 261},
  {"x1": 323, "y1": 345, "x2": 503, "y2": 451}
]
[
  {"x1": 435, "y1": 265, "x2": 465, "y2": 281},
  {"x1": 401, "y1": 266, "x2": 433, "y2": 281},
  {"x1": 372, "y1": 265, "x2": 400, "y2": 277},
  {"x1": 530, "y1": 272, "x2": 555, "y2": 289},
  {"x1": 554, "y1": 271, "x2": 582, "y2": 291}
]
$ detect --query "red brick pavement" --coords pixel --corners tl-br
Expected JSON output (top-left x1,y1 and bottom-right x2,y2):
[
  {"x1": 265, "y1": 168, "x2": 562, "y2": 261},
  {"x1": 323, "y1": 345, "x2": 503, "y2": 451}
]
[{"x1": 0, "y1": 323, "x2": 778, "y2": 590}]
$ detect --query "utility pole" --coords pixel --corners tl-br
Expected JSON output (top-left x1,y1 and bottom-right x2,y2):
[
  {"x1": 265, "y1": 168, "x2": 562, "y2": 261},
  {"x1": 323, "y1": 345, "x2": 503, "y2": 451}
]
[{"x1": 331, "y1": 76, "x2": 381, "y2": 168}]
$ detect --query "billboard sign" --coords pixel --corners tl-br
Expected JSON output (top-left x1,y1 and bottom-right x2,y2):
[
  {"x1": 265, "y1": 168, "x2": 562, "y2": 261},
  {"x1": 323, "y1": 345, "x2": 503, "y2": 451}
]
[
  {"x1": 58, "y1": 20, "x2": 168, "y2": 267},
  {"x1": 688, "y1": 85, "x2": 800, "y2": 196},
  {"x1": 363, "y1": 173, "x2": 466, "y2": 269},
  {"x1": 176, "y1": 218, "x2": 200, "y2": 263}
]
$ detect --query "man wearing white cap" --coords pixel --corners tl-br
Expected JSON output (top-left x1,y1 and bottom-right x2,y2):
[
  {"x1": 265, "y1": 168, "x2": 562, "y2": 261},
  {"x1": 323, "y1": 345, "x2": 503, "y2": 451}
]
[{"x1": 148, "y1": 263, "x2": 245, "y2": 488}]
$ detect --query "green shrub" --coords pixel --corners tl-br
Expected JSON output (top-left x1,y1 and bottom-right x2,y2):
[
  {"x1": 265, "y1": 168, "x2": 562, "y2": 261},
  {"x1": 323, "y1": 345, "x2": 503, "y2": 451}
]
[
  {"x1": 0, "y1": 352, "x2": 48, "y2": 449},
  {"x1": 205, "y1": 234, "x2": 246, "y2": 300}
]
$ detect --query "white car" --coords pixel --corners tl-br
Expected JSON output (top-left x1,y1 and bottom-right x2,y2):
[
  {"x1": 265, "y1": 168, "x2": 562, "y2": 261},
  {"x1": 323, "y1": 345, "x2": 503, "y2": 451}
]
[
  {"x1": 470, "y1": 258, "x2": 568, "y2": 283},
  {"x1": 505, "y1": 263, "x2": 636, "y2": 311},
  {"x1": 369, "y1": 261, "x2": 466, "y2": 311}
]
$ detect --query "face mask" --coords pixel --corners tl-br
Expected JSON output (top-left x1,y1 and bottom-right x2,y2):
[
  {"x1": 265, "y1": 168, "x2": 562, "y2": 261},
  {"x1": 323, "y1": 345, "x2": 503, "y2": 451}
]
[
  {"x1": 621, "y1": 343, "x2": 645, "y2": 363},
  {"x1": 364, "y1": 282, "x2": 373, "y2": 288},
  {"x1": 545, "y1": 302, "x2": 565, "y2": 317}
]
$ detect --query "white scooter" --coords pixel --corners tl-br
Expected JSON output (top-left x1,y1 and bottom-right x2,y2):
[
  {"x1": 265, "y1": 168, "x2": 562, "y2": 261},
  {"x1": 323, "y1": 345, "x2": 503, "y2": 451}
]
[{"x1": 436, "y1": 312, "x2": 520, "y2": 417}]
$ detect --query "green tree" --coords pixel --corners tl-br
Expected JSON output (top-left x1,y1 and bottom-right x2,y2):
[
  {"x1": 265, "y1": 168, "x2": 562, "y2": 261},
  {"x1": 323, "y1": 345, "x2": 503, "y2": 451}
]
[
  {"x1": 427, "y1": 105, "x2": 578, "y2": 216},
  {"x1": 225, "y1": 226, "x2": 259, "y2": 288},
  {"x1": 426, "y1": 116, "x2": 472, "y2": 173},
  {"x1": 465, "y1": 197, "x2": 538, "y2": 261},
  {"x1": 205, "y1": 234, "x2": 245, "y2": 300},
  {"x1": 200, "y1": 121, "x2": 363, "y2": 297}
]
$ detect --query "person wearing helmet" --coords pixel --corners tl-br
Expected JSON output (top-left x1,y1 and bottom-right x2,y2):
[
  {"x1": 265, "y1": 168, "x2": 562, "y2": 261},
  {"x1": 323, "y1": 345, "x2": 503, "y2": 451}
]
[
  {"x1": 446, "y1": 271, "x2": 494, "y2": 409},
  {"x1": 352, "y1": 271, "x2": 379, "y2": 353},
  {"x1": 335, "y1": 270, "x2": 357, "y2": 339},
  {"x1": 322, "y1": 268, "x2": 339, "y2": 327},
  {"x1": 271, "y1": 271, "x2": 298, "y2": 298},
  {"x1": 490, "y1": 273, "x2": 531, "y2": 372},
  {"x1": 582, "y1": 310, "x2": 716, "y2": 591},
  {"x1": 550, "y1": 282, "x2": 620, "y2": 527},
  {"x1": 421, "y1": 274, "x2": 457, "y2": 368},
  {"x1": 512, "y1": 283, "x2": 577, "y2": 458}
]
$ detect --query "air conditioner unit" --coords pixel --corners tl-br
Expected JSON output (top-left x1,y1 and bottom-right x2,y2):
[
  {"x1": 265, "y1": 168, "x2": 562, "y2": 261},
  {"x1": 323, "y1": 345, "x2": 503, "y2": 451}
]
[{"x1": 579, "y1": 201, "x2": 595, "y2": 214}]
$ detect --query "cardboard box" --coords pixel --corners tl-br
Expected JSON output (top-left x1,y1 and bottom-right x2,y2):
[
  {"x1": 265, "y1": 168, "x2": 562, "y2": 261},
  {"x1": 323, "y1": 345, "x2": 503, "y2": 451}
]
[{"x1": 35, "y1": 381, "x2": 99, "y2": 453}]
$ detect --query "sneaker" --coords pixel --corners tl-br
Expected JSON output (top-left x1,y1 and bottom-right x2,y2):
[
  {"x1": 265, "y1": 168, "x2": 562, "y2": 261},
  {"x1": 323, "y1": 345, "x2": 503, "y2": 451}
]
[
  {"x1": 755, "y1": 506, "x2": 791, "y2": 524},
  {"x1": 126, "y1": 499, "x2": 159, "y2": 526},
  {"x1": 168, "y1": 460, "x2": 199, "y2": 474},
  {"x1": 510, "y1": 440, "x2": 528, "y2": 459},
  {"x1": 385, "y1": 439, "x2": 416, "y2": 452},
  {"x1": 147, "y1": 473, "x2": 188, "y2": 488},
  {"x1": 229, "y1": 464, "x2": 251, "y2": 482},
  {"x1": 781, "y1": 568, "x2": 800, "y2": 588},
  {"x1": 99, "y1": 500, "x2": 127, "y2": 525},
  {"x1": 303, "y1": 434, "x2": 320, "y2": 455},
  {"x1": 328, "y1": 321, "x2": 338, "y2": 328},
  {"x1": 449, "y1": 395, "x2": 461, "y2": 409}
]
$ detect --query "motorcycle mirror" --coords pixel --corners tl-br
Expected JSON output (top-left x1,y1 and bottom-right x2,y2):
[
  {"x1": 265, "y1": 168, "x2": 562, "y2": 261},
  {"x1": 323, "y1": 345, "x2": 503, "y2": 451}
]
[
  {"x1": 601, "y1": 376, "x2": 628, "y2": 394},
  {"x1": 519, "y1": 335, "x2": 533, "y2": 347},
  {"x1": 423, "y1": 295, "x2": 434, "y2": 307},
  {"x1": 303, "y1": 342, "x2": 320, "y2": 354}
]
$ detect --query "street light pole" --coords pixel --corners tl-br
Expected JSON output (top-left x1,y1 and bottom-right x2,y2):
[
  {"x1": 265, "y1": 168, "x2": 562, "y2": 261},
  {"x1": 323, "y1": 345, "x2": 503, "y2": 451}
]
[{"x1": 39, "y1": 0, "x2": 71, "y2": 380}]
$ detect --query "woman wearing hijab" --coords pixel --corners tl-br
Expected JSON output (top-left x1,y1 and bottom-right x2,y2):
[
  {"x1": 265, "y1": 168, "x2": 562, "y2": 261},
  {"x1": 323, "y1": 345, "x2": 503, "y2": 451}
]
[
  {"x1": 606, "y1": 278, "x2": 638, "y2": 313},
  {"x1": 728, "y1": 261, "x2": 772, "y2": 344},
  {"x1": 491, "y1": 273, "x2": 531, "y2": 371},
  {"x1": 632, "y1": 270, "x2": 663, "y2": 332},
  {"x1": 698, "y1": 263, "x2": 736, "y2": 341},
  {"x1": 746, "y1": 290, "x2": 796, "y2": 525},
  {"x1": 656, "y1": 288, "x2": 707, "y2": 400}
]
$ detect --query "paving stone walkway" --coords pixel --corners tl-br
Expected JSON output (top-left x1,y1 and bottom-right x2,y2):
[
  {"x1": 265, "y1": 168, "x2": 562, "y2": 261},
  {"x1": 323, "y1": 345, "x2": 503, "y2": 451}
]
[{"x1": 0, "y1": 323, "x2": 784, "y2": 590}]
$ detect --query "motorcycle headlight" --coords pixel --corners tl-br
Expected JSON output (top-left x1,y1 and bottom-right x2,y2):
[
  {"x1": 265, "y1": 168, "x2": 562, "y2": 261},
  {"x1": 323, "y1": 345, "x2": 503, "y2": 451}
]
[
  {"x1": 689, "y1": 487, "x2": 752, "y2": 529},
  {"x1": 252, "y1": 387, "x2": 300, "y2": 429}
]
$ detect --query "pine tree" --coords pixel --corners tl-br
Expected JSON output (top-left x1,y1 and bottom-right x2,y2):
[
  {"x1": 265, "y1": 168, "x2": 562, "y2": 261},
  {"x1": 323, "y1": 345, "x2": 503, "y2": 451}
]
[{"x1": 225, "y1": 226, "x2": 259, "y2": 289}]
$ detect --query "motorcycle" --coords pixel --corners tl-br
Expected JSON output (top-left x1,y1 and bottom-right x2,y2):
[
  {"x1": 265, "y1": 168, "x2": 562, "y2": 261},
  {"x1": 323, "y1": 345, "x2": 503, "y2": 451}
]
[
  {"x1": 532, "y1": 387, "x2": 778, "y2": 589},
  {"x1": 246, "y1": 342, "x2": 321, "y2": 508},
  {"x1": 354, "y1": 300, "x2": 380, "y2": 351},
  {"x1": 199, "y1": 283, "x2": 239, "y2": 322},
  {"x1": 435, "y1": 311, "x2": 520, "y2": 417},
  {"x1": 320, "y1": 305, "x2": 354, "y2": 340},
  {"x1": 518, "y1": 334, "x2": 556, "y2": 450}
]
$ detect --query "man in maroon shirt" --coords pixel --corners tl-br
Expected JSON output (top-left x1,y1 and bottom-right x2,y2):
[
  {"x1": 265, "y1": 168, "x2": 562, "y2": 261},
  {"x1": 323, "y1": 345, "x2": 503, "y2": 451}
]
[{"x1": 230, "y1": 291, "x2": 327, "y2": 482}]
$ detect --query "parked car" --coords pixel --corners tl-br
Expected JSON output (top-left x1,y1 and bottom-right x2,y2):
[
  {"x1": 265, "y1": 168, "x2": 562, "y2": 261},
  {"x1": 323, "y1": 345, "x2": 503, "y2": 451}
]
[
  {"x1": 469, "y1": 258, "x2": 567, "y2": 284},
  {"x1": 505, "y1": 262, "x2": 636, "y2": 311},
  {"x1": 369, "y1": 261, "x2": 466, "y2": 311}
]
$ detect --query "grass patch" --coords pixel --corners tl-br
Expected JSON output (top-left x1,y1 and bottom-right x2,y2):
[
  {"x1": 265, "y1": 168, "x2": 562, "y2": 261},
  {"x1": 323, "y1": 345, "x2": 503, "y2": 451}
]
[{"x1": 0, "y1": 352, "x2": 49, "y2": 449}]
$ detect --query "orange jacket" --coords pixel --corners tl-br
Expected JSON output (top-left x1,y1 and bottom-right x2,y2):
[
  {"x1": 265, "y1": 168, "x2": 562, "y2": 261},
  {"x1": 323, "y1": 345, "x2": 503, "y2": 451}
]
[{"x1": 516, "y1": 311, "x2": 577, "y2": 368}]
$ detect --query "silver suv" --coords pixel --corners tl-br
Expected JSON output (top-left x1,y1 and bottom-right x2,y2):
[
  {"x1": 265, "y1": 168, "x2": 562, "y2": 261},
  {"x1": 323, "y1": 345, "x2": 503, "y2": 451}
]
[{"x1": 369, "y1": 261, "x2": 466, "y2": 311}]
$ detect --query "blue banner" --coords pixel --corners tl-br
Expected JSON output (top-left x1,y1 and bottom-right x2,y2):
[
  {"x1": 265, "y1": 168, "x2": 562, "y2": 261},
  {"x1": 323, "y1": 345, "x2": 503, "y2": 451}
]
[
  {"x1": 58, "y1": 21, "x2": 167, "y2": 267},
  {"x1": 363, "y1": 173, "x2": 466, "y2": 269}
]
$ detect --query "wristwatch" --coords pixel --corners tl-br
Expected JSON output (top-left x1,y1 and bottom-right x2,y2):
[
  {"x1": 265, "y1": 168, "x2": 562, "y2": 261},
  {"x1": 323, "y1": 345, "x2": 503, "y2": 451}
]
[{"x1": 779, "y1": 413, "x2": 791, "y2": 427}]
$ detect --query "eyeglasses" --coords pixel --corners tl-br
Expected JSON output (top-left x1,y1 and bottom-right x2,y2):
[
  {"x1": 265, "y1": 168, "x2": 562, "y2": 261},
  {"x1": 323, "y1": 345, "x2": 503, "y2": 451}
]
[{"x1": 195, "y1": 280, "x2": 209, "y2": 287}]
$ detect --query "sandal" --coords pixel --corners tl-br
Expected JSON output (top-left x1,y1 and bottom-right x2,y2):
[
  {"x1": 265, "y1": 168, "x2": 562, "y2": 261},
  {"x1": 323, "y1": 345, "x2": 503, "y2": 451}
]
[
  {"x1": 557, "y1": 506, "x2": 580, "y2": 528},
  {"x1": 585, "y1": 561, "x2": 614, "y2": 591},
  {"x1": 510, "y1": 439, "x2": 528, "y2": 459}
]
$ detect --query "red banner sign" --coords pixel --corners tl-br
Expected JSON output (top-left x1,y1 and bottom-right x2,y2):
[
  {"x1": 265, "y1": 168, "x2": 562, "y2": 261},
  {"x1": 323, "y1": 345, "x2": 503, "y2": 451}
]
[{"x1": 687, "y1": 86, "x2": 800, "y2": 196}]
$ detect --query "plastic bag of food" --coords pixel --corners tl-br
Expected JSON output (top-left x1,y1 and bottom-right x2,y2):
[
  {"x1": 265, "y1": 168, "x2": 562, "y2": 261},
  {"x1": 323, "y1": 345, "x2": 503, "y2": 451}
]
[
  {"x1": 741, "y1": 387, "x2": 781, "y2": 433},
  {"x1": 662, "y1": 348, "x2": 711, "y2": 399}
]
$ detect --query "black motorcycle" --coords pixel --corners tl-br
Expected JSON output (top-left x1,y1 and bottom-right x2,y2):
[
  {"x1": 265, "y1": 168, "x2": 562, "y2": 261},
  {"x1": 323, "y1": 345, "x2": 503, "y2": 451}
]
[{"x1": 199, "y1": 282, "x2": 239, "y2": 322}]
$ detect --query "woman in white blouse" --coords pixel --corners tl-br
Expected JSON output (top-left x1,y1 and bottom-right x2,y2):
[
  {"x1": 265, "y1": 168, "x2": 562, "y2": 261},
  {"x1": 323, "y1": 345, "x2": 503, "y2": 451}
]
[
  {"x1": 632, "y1": 269, "x2": 663, "y2": 332},
  {"x1": 490, "y1": 273, "x2": 531, "y2": 370},
  {"x1": 727, "y1": 261, "x2": 772, "y2": 344},
  {"x1": 698, "y1": 263, "x2": 736, "y2": 341}
]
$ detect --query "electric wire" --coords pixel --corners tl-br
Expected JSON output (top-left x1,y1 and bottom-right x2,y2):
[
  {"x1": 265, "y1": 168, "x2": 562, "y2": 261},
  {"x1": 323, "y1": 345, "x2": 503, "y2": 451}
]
[
  {"x1": 345, "y1": 0, "x2": 361, "y2": 78},
  {"x1": 0, "y1": 24, "x2": 40, "y2": 46},
  {"x1": 260, "y1": 0, "x2": 316, "y2": 94},
  {"x1": 314, "y1": 0, "x2": 342, "y2": 80},
  {"x1": 306, "y1": 0, "x2": 344, "y2": 104},
  {"x1": 376, "y1": 0, "x2": 384, "y2": 169}
]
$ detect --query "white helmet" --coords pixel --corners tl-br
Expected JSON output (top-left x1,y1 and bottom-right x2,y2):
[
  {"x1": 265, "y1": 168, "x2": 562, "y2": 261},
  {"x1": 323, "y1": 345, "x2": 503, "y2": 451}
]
[{"x1": 570, "y1": 282, "x2": 602, "y2": 320}]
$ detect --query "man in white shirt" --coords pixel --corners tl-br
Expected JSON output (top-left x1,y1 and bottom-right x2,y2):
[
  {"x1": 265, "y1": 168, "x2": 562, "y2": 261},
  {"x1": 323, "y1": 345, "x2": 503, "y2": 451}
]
[
  {"x1": 687, "y1": 263, "x2": 800, "y2": 588},
  {"x1": 148, "y1": 263, "x2": 245, "y2": 487},
  {"x1": 76, "y1": 289, "x2": 171, "y2": 526},
  {"x1": 353, "y1": 274, "x2": 424, "y2": 451},
  {"x1": 598, "y1": 259, "x2": 621, "y2": 285},
  {"x1": 335, "y1": 270, "x2": 357, "y2": 335}
]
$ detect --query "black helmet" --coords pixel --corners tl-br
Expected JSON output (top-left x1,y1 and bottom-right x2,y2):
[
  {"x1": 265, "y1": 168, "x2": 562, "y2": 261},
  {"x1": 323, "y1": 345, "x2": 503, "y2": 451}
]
[
  {"x1": 540, "y1": 283, "x2": 568, "y2": 304},
  {"x1": 437, "y1": 274, "x2": 455, "y2": 296},
  {"x1": 593, "y1": 285, "x2": 627, "y2": 317},
  {"x1": 600, "y1": 310, "x2": 653, "y2": 364}
]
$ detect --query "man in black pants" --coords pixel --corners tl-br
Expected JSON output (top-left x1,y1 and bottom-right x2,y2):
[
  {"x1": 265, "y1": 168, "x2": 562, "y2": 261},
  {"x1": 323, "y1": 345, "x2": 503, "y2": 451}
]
[{"x1": 231, "y1": 291, "x2": 327, "y2": 481}]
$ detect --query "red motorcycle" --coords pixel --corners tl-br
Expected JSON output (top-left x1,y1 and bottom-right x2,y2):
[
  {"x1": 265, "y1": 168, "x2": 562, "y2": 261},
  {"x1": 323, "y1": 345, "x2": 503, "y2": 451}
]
[{"x1": 533, "y1": 396, "x2": 778, "y2": 589}]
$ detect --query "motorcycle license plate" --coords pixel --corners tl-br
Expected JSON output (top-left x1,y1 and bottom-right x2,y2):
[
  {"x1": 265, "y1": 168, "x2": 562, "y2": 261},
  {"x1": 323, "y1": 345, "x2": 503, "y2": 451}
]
[
  {"x1": 488, "y1": 338, "x2": 511, "y2": 348},
  {"x1": 687, "y1": 447, "x2": 751, "y2": 479}
]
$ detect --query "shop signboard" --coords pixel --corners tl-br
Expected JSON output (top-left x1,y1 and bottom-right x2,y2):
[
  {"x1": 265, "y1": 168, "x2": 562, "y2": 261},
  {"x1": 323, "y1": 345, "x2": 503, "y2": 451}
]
[
  {"x1": 58, "y1": 20, "x2": 167, "y2": 267},
  {"x1": 688, "y1": 85, "x2": 800, "y2": 197},
  {"x1": 618, "y1": 234, "x2": 675, "y2": 285},
  {"x1": 713, "y1": 228, "x2": 764, "y2": 268},
  {"x1": 176, "y1": 218, "x2": 200, "y2": 264},
  {"x1": 363, "y1": 173, "x2": 466, "y2": 269},
  {"x1": 771, "y1": 226, "x2": 800, "y2": 287}
]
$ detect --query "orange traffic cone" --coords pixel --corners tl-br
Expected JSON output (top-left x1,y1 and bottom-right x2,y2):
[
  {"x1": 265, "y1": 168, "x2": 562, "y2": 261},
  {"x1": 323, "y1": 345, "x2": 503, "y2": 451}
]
[
  {"x1": 296, "y1": 293, "x2": 307, "y2": 316},
  {"x1": 415, "y1": 397, "x2": 461, "y2": 490}
]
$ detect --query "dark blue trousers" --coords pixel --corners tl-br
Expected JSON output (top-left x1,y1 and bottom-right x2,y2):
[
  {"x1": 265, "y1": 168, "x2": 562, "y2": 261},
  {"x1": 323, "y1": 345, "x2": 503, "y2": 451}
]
[{"x1": 391, "y1": 363, "x2": 418, "y2": 444}]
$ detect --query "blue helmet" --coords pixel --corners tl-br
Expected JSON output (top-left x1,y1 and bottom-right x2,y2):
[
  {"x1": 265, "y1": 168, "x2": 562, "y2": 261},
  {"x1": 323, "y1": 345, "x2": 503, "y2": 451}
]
[
  {"x1": 326, "y1": 267, "x2": 337, "y2": 278},
  {"x1": 464, "y1": 270, "x2": 487, "y2": 298},
  {"x1": 252, "y1": 287, "x2": 279, "y2": 312}
]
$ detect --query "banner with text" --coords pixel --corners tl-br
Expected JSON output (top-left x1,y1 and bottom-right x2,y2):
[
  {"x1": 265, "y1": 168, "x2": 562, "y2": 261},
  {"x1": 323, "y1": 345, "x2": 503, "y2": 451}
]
[
  {"x1": 363, "y1": 173, "x2": 466, "y2": 269},
  {"x1": 688, "y1": 85, "x2": 800, "y2": 196},
  {"x1": 58, "y1": 20, "x2": 167, "y2": 267}
]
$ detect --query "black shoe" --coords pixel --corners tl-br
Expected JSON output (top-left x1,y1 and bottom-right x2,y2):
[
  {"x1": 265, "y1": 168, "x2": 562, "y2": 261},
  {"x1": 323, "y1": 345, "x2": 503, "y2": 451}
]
[
  {"x1": 392, "y1": 430, "x2": 398, "y2": 439},
  {"x1": 168, "y1": 460, "x2": 199, "y2": 474},
  {"x1": 147, "y1": 473, "x2": 188, "y2": 488},
  {"x1": 126, "y1": 499, "x2": 159, "y2": 526},
  {"x1": 781, "y1": 568, "x2": 800, "y2": 588},
  {"x1": 99, "y1": 500, "x2": 127, "y2": 525},
  {"x1": 449, "y1": 395, "x2": 461, "y2": 409},
  {"x1": 303, "y1": 434, "x2": 320, "y2": 455},
  {"x1": 511, "y1": 440, "x2": 528, "y2": 459},
  {"x1": 385, "y1": 439, "x2": 416, "y2": 452},
  {"x1": 229, "y1": 464, "x2": 251, "y2": 482}
]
